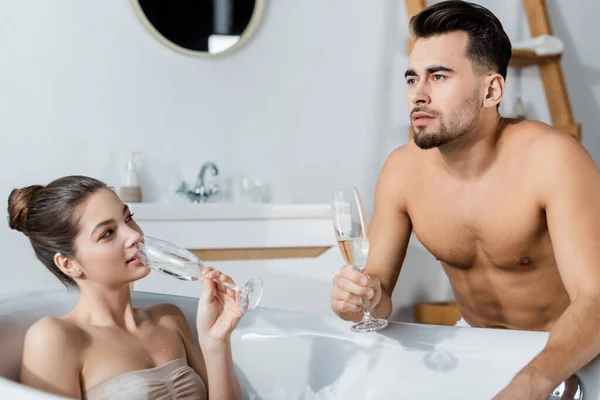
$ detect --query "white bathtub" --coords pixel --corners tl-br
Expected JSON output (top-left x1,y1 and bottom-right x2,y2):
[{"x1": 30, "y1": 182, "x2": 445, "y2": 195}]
[{"x1": 0, "y1": 290, "x2": 597, "y2": 399}]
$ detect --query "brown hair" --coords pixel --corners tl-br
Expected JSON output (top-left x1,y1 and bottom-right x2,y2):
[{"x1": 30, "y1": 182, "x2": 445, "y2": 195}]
[
  {"x1": 7, "y1": 175, "x2": 109, "y2": 288},
  {"x1": 410, "y1": 0, "x2": 512, "y2": 80}
]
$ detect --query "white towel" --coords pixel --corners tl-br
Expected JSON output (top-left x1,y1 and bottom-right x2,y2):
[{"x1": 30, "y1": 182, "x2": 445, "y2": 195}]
[{"x1": 512, "y1": 34, "x2": 564, "y2": 56}]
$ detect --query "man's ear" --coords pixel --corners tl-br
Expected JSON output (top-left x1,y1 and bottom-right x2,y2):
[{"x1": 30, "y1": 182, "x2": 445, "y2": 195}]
[
  {"x1": 483, "y1": 73, "x2": 505, "y2": 108},
  {"x1": 54, "y1": 253, "x2": 82, "y2": 278}
]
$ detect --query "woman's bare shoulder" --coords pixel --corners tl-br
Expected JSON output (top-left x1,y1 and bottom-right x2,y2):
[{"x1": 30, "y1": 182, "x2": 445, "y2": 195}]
[
  {"x1": 142, "y1": 302, "x2": 190, "y2": 331},
  {"x1": 21, "y1": 317, "x2": 84, "y2": 397},
  {"x1": 24, "y1": 316, "x2": 84, "y2": 350}
]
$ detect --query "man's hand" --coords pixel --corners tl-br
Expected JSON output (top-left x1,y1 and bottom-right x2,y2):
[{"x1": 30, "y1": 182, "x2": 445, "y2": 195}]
[
  {"x1": 492, "y1": 369, "x2": 566, "y2": 400},
  {"x1": 331, "y1": 265, "x2": 383, "y2": 322},
  {"x1": 492, "y1": 381, "x2": 544, "y2": 400}
]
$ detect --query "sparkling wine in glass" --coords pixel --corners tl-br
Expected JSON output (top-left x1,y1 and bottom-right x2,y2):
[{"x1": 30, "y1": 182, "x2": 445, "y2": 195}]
[
  {"x1": 332, "y1": 187, "x2": 388, "y2": 332},
  {"x1": 136, "y1": 236, "x2": 263, "y2": 313}
]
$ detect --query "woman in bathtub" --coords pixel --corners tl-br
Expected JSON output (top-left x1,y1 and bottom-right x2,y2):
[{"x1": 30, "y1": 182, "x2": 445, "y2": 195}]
[{"x1": 7, "y1": 175, "x2": 243, "y2": 400}]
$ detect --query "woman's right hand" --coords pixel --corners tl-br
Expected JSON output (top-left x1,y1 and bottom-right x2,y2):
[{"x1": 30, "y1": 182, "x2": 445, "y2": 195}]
[{"x1": 196, "y1": 268, "x2": 244, "y2": 348}]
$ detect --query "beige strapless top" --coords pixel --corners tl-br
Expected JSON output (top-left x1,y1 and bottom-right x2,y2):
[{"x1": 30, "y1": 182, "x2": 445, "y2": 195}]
[{"x1": 83, "y1": 358, "x2": 207, "y2": 400}]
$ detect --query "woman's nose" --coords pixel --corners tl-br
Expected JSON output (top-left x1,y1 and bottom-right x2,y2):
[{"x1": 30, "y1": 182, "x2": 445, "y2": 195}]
[{"x1": 125, "y1": 227, "x2": 142, "y2": 247}]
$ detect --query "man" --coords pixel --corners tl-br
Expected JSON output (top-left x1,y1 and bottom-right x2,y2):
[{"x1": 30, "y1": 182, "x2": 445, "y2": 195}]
[{"x1": 330, "y1": 1, "x2": 600, "y2": 399}]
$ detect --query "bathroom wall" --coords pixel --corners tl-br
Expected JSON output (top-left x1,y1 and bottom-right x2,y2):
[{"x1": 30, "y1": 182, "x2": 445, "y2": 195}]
[
  {"x1": 0, "y1": 0, "x2": 598, "y2": 319},
  {"x1": 0, "y1": 0, "x2": 407, "y2": 297}
]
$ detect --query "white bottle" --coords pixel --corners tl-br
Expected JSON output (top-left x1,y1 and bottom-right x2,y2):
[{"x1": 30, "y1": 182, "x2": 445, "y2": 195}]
[{"x1": 119, "y1": 153, "x2": 142, "y2": 203}]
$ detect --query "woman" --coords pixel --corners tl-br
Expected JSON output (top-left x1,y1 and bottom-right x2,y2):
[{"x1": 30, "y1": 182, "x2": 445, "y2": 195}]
[{"x1": 8, "y1": 175, "x2": 243, "y2": 400}]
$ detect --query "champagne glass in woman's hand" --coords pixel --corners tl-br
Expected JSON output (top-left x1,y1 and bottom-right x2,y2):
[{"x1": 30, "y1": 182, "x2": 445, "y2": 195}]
[{"x1": 136, "y1": 236, "x2": 263, "y2": 314}]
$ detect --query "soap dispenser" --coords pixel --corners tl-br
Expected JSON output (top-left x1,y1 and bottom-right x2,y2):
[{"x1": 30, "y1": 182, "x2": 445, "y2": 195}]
[{"x1": 119, "y1": 153, "x2": 142, "y2": 203}]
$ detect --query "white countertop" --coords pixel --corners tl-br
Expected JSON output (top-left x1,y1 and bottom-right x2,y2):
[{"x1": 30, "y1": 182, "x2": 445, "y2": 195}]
[
  {"x1": 128, "y1": 202, "x2": 332, "y2": 221},
  {"x1": 127, "y1": 202, "x2": 430, "y2": 253}
]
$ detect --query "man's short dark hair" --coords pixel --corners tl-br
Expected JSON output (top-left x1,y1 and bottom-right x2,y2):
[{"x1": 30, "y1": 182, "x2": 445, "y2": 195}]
[{"x1": 409, "y1": 0, "x2": 512, "y2": 80}]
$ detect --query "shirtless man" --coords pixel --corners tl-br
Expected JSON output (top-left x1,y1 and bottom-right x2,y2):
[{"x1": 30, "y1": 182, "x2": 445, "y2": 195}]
[{"x1": 330, "y1": 2, "x2": 600, "y2": 399}]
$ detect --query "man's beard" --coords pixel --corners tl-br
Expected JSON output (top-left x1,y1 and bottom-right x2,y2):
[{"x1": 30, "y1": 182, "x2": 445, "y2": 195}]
[{"x1": 412, "y1": 92, "x2": 482, "y2": 150}]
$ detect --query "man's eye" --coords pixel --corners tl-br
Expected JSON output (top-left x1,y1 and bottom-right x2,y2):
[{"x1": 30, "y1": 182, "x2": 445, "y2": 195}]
[
  {"x1": 406, "y1": 78, "x2": 417, "y2": 85},
  {"x1": 432, "y1": 74, "x2": 446, "y2": 81}
]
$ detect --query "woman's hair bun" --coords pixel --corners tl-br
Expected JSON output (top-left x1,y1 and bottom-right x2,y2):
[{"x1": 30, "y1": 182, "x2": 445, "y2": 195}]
[{"x1": 8, "y1": 185, "x2": 44, "y2": 234}]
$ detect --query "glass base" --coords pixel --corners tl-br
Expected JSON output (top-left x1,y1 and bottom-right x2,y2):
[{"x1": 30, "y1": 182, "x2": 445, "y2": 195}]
[
  {"x1": 239, "y1": 277, "x2": 263, "y2": 313},
  {"x1": 351, "y1": 317, "x2": 388, "y2": 333}
]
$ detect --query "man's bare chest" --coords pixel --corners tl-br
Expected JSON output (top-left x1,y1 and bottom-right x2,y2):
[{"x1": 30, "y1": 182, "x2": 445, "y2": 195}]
[{"x1": 407, "y1": 178, "x2": 550, "y2": 270}]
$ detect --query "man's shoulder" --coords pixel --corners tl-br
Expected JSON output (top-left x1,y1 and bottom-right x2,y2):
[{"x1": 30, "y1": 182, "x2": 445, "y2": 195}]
[
  {"x1": 391, "y1": 139, "x2": 425, "y2": 156},
  {"x1": 383, "y1": 140, "x2": 428, "y2": 171},
  {"x1": 505, "y1": 119, "x2": 597, "y2": 195},
  {"x1": 503, "y1": 119, "x2": 580, "y2": 156},
  {"x1": 376, "y1": 142, "x2": 427, "y2": 202}
]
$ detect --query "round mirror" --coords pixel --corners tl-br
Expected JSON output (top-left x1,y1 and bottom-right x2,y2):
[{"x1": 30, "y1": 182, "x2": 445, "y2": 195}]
[{"x1": 131, "y1": 0, "x2": 266, "y2": 57}]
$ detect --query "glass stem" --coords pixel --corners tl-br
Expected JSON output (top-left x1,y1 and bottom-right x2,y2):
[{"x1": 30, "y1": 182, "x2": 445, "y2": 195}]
[{"x1": 362, "y1": 298, "x2": 373, "y2": 321}]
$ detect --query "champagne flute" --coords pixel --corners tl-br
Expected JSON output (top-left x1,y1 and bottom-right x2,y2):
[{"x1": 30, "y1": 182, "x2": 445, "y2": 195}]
[
  {"x1": 332, "y1": 187, "x2": 388, "y2": 332},
  {"x1": 136, "y1": 236, "x2": 263, "y2": 313}
]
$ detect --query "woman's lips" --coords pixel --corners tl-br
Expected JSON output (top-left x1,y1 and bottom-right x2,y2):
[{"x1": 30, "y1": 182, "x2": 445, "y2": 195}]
[{"x1": 128, "y1": 258, "x2": 143, "y2": 266}]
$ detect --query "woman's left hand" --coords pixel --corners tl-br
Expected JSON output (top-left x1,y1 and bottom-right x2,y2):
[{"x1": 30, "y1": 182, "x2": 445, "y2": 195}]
[{"x1": 196, "y1": 268, "x2": 244, "y2": 347}]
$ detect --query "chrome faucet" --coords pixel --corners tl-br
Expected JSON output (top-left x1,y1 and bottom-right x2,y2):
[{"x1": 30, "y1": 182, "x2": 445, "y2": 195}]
[
  {"x1": 548, "y1": 375, "x2": 582, "y2": 399},
  {"x1": 177, "y1": 162, "x2": 220, "y2": 203}
]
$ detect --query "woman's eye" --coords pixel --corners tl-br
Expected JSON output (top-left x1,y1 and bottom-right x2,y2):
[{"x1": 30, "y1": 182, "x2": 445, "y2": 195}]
[
  {"x1": 126, "y1": 213, "x2": 135, "y2": 223},
  {"x1": 101, "y1": 229, "x2": 114, "y2": 240}
]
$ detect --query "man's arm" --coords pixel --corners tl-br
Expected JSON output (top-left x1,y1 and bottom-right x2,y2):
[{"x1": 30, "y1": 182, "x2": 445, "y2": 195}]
[
  {"x1": 331, "y1": 146, "x2": 414, "y2": 322},
  {"x1": 502, "y1": 130, "x2": 600, "y2": 397},
  {"x1": 366, "y1": 148, "x2": 413, "y2": 320}
]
